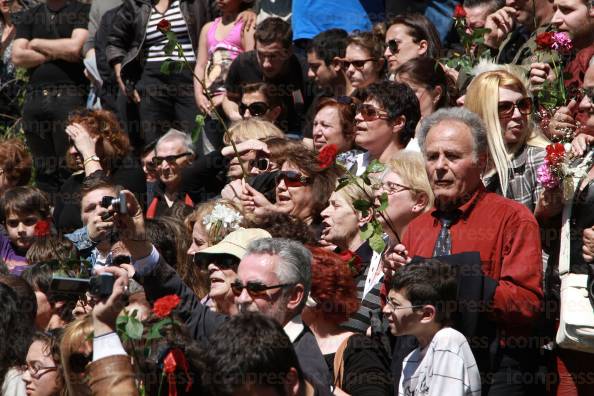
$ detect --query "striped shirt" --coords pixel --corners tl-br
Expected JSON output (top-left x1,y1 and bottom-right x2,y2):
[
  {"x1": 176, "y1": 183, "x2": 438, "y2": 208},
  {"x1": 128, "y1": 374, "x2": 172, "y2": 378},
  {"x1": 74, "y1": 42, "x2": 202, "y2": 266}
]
[{"x1": 144, "y1": 0, "x2": 195, "y2": 63}]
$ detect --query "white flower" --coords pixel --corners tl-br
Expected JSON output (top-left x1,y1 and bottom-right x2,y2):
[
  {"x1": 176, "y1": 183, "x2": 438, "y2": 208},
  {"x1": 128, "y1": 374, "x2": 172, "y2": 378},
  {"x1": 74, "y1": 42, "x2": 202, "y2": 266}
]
[{"x1": 202, "y1": 204, "x2": 243, "y2": 233}]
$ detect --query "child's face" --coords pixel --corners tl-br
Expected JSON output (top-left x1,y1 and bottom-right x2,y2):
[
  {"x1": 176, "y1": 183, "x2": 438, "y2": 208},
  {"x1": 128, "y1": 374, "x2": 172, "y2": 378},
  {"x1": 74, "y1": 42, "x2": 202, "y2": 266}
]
[
  {"x1": 382, "y1": 289, "x2": 424, "y2": 336},
  {"x1": 5, "y1": 211, "x2": 40, "y2": 251}
]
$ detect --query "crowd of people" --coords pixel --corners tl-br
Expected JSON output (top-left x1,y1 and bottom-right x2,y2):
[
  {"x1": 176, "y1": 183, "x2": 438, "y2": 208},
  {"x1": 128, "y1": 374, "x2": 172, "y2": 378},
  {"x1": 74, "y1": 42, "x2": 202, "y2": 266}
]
[{"x1": 1, "y1": 0, "x2": 594, "y2": 395}]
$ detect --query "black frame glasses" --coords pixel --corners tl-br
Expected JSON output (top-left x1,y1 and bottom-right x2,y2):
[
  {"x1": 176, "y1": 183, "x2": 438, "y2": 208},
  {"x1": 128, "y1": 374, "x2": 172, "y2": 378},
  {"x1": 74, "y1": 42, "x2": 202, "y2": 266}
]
[
  {"x1": 340, "y1": 58, "x2": 376, "y2": 71},
  {"x1": 386, "y1": 39, "x2": 399, "y2": 54},
  {"x1": 497, "y1": 97, "x2": 533, "y2": 117},
  {"x1": 239, "y1": 102, "x2": 270, "y2": 117},
  {"x1": 231, "y1": 280, "x2": 295, "y2": 297},
  {"x1": 152, "y1": 152, "x2": 192, "y2": 166},
  {"x1": 275, "y1": 170, "x2": 311, "y2": 187},
  {"x1": 249, "y1": 157, "x2": 270, "y2": 172}
]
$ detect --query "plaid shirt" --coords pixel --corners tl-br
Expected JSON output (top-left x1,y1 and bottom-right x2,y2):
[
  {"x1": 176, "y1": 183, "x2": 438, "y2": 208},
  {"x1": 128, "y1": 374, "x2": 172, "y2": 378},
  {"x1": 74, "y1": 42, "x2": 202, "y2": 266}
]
[{"x1": 484, "y1": 145, "x2": 546, "y2": 213}]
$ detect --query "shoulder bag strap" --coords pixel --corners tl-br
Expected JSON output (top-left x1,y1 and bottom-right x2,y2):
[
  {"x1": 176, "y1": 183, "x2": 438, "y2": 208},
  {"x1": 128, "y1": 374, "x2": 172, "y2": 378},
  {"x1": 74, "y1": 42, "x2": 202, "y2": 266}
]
[{"x1": 333, "y1": 335, "x2": 352, "y2": 390}]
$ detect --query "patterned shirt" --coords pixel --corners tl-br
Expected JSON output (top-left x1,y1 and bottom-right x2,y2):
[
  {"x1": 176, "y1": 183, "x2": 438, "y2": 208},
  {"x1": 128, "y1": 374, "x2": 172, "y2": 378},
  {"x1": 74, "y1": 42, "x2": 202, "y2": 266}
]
[{"x1": 144, "y1": 0, "x2": 195, "y2": 62}]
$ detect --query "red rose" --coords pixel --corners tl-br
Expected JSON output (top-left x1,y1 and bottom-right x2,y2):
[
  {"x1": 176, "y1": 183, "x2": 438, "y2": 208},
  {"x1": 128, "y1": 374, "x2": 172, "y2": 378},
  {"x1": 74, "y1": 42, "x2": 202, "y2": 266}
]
[
  {"x1": 157, "y1": 19, "x2": 171, "y2": 34},
  {"x1": 545, "y1": 143, "x2": 565, "y2": 166},
  {"x1": 34, "y1": 220, "x2": 51, "y2": 238},
  {"x1": 535, "y1": 32, "x2": 555, "y2": 50},
  {"x1": 453, "y1": 4, "x2": 466, "y2": 18},
  {"x1": 317, "y1": 144, "x2": 338, "y2": 169},
  {"x1": 153, "y1": 294, "x2": 181, "y2": 318}
]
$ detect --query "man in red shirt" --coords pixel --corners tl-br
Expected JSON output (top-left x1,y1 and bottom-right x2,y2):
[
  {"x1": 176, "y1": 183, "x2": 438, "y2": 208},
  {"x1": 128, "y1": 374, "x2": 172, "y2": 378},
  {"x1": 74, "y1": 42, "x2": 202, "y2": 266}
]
[{"x1": 384, "y1": 107, "x2": 543, "y2": 394}]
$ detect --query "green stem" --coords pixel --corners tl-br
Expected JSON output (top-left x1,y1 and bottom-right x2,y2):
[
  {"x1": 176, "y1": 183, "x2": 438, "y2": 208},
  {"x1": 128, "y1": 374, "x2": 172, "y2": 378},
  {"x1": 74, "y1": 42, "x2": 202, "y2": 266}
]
[
  {"x1": 550, "y1": 55, "x2": 566, "y2": 105},
  {"x1": 175, "y1": 43, "x2": 249, "y2": 179},
  {"x1": 157, "y1": 370, "x2": 165, "y2": 396}
]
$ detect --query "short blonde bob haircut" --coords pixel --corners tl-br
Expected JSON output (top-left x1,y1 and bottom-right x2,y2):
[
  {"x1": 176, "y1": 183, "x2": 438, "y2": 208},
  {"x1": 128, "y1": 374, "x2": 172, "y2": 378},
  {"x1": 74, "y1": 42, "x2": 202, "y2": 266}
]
[
  {"x1": 385, "y1": 151, "x2": 434, "y2": 210},
  {"x1": 223, "y1": 118, "x2": 285, "y2": 145}
]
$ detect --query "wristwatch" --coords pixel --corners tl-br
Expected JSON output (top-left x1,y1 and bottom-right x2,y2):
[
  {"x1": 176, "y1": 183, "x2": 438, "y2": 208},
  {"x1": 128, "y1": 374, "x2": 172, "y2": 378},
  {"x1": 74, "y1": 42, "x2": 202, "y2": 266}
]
[{"x1": 83, "y1": 155, "x2": 101, "y2": 167}]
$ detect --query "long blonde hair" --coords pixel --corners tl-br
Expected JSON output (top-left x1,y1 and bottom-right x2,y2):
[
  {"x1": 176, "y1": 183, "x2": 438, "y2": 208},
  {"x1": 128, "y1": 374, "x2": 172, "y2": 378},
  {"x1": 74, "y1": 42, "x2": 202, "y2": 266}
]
[{"x1": 464, "y1": 70, "x2": 547, "y2": 196}]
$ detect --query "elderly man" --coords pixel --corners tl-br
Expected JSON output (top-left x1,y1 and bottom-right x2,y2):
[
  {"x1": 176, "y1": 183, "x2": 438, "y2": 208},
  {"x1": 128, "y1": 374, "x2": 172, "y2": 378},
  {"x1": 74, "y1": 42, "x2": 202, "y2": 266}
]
[
  {"x1": 115, "y1": 199, "x2": 331, "y2": 390},
  {"x1": 385, "y1": 107, "x2": 543, "y2": 395},
  {"x1": 146, "y1": 129, "x2": 195, "y2": 218}
]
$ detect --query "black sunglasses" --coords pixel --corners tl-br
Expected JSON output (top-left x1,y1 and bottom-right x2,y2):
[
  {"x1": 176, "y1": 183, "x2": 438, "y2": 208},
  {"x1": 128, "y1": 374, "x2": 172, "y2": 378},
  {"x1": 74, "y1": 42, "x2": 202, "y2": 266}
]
[
  {"x1": 249, "y1": 157, "x2": 270, "y2": 172},
  {"x1": 239, "y1": 102, "x2": 269, "y2": 117},
  {"x1": 387, "y1": 39, "x2": 398, "y2": 54},
  {"x1": 340, "y1": 58, "x2": 375, "y2": 71},
  {"x1": 275, "y1": 170, "x2": 311, "y2": 187},
  {"x1": 152, "y1": 152, "x2": 192, "y2": 166},
  {"x1": 194, "y1": 253, "x2": 240, "y2": 269},
  {"x1": 230, "y1": 280, "x2": 295, "y2": 297}
]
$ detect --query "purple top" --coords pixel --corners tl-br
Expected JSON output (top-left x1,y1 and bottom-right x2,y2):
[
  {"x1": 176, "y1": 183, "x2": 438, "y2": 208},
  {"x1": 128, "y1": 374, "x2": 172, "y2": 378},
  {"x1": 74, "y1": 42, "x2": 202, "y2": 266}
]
[{"x1": 0, "y1": 233, "x2": 29, "y2": 275}]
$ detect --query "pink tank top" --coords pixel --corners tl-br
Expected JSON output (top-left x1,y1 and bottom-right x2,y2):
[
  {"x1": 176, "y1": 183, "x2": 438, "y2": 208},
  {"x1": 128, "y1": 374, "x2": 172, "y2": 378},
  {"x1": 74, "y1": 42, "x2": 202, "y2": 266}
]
[{"x1": 206, "y1": 17, "x2": 244, "y2": 60}]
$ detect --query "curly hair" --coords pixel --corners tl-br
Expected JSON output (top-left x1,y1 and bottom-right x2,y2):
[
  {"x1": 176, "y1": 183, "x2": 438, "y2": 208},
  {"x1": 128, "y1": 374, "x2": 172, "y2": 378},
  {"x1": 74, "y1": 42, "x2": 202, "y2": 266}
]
[
  {"x1": 67, "y1": 109, "x2": 131, "y2": 170},
  {"x1": 306, "y1": 246, "x2": 360, "y2": 324},
  {"x1": 246, "y1": 213, "x2": 317, "y2": 245},
  {"x1": 0, "y1": 138, "x2": 32, "y2": 188},
  {"x1": 279, "y1": 143, "x2": 343, "y2": 221}
]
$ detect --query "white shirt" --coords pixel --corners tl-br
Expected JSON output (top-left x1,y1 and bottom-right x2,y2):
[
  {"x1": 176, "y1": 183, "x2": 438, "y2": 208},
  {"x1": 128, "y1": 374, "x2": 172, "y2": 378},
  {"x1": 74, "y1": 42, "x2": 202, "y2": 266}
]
[{"x1": 399, "y1": 327, "x2": 481, "y2": 396}]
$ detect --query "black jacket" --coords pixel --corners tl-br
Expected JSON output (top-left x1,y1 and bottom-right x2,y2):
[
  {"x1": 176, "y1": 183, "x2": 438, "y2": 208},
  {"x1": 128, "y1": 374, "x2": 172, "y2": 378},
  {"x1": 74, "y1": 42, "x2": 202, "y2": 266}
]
[
  {"x1": 134, "y1": 254, "x2": 332, "y2": 389},
  {"x1": 105, "y1": 0, "x2": 211, "y2": 84}
]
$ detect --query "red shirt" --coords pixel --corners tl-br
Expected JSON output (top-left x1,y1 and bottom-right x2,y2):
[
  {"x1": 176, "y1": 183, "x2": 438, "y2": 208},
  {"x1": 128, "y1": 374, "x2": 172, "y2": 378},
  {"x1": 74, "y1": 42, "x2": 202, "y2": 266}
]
[{"x1": 402, "y1": 186, "x2": 543, "y2": 336}]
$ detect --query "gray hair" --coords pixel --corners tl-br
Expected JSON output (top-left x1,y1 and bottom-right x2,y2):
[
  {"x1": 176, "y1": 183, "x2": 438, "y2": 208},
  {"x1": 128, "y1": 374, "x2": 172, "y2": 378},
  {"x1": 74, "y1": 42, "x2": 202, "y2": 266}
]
[
  {"x1": 417, "y1": 107, "x2": 488, "y2": 160},
  {"x1": 246, "y1": 238, "x2": 312, "y2": 313},
  {"x1": 156, "y1": 128, "x2": 194, "y2": 155}
]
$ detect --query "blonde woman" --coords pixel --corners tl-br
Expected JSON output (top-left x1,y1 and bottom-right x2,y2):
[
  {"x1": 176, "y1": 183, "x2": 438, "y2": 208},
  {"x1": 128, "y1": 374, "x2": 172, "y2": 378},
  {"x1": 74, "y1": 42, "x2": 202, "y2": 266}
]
[{"x1": 465, "y1": 70, "x2": 549, "y2": 212}]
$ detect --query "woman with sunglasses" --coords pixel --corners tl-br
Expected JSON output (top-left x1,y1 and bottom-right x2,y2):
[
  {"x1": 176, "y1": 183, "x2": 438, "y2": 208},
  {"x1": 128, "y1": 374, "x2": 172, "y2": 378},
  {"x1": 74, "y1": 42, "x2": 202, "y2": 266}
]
[
  {"x1": 22, "y1": 330, "x2": 65, "y2": 396},
  {"x1": 54, "y1": 109, "x2": 146, "y2": 233},
  {"x1": 384, "y1": 14, "x2": 441, "y2": 80},
  {"x1": 343, "y1": 31, "x2": 385, "y2": 91},
  {"x1": 465, "y1": 70, "x2": 549, "y2": 212},
  {"x1": 238, "y1": 82, "x2": 285, "y2": 130}
]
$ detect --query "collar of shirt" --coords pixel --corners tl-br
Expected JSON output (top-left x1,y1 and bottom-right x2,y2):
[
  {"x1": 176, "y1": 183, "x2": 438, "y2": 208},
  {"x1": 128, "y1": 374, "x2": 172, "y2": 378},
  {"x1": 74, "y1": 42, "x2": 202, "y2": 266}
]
[
  {"x1": 284, "y1": 315, "x2": 305, "y2": 343},
  {"x1": 431, "y1": 185, "x2": 486, "y2": 225}
]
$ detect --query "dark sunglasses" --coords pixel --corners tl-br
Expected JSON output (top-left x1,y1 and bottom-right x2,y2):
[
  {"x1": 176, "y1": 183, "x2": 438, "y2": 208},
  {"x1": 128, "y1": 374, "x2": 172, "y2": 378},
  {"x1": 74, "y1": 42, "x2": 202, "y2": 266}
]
[
  {"x1": 275, "y1": 170, "x2": 311, "y2": 187},
  {"x1": 152, "y1": 152, "x2": 192, "y2": 166},
  {"x1": 387, "y1": 39, "x2": 399, "y2": 54},
  {"x1": 497, "y1": 97, "x2": 533, "y2": 117},
  {"x1": 579, "y1": 87, "x2": 594, "y2": 103},
  {"x1": 69, "y1": 352, "x2": 92, "y2": 374},
  {"x1": 239, "y1": 102, "x2": 269, "y2": 117},
  {"x1": 249, "y1": 157, "x2": 270, "y2": 172},
  {"x1": 230, "y1": 280, "x2": 295, "y2": 297},
  {"x1": 340, "y1": 58, "x2": 375, "y2": 71},
  {"x1": 356, "y1": 103, "x2": 390, "y2": 122},
  {"x1": 194, "y1": 253, "x2": 240, "y2": 269}
]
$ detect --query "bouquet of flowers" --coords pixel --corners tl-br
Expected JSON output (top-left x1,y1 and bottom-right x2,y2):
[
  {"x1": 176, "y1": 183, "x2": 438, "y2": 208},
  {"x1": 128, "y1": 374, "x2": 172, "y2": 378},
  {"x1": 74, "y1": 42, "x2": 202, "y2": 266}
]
[
  {"x1": 202, "y1": 204, "x2": 243, "y2": 244},
  {"x1": 537, "y1": 143, "x2": 594, "y2": 200},
  {"x1": 534, "y1": 31, "x2": 573, "y2": 112}
]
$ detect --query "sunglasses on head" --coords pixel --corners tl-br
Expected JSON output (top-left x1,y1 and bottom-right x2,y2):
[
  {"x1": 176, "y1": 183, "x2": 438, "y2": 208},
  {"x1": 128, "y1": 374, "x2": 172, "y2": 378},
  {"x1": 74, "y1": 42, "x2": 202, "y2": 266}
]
[
  {"x1": 249, "y1": 157, "x2": 270, "y2": 172},
  {"x1": 340, "y1": 58, "x2": 375, "y2": 71},
  {"x1": 356, "y1": 103, "x2": 390, "y2": 122},
  {"x1": 387, "y1": 39, "x2": 399, "y2": 54},
  {"x1": 497, "y1": 97, "x2": 533, "y2": 117},
  {"x1": 194, "y1": 253, "x2": 240, "y2": 269},
  {"x1": 152, "y1": 152, "x2": 192, "y2": 166},
  {"x1": 239, "y1": 102, "x2": 269, "y2": 117},
  {"x1": 230, "y1": 280, "x2": 295, "y2": 297},
  {"x1": 275, "y1": 170, "x2": 311, "y2": 187}
]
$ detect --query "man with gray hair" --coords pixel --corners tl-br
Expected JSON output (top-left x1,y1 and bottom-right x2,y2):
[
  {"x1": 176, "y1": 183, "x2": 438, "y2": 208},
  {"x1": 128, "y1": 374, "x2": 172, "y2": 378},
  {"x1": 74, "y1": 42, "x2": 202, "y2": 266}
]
[
  {"x1": 385, "y1": 107, "x2": 543, "y2": 394},
  {"x1": 146, "y1": 129, "x2": 195, "y2": 218}
]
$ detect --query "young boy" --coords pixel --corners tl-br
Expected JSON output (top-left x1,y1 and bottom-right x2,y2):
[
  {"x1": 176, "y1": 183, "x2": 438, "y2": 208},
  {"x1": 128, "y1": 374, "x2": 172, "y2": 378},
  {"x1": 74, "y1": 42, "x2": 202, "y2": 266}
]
[
  {"x1": 383, "y1": 259, "x2": 481, "y2": 396},
  {"x1": 0, "y1": 186, "x2": 52, "y2": 275}
]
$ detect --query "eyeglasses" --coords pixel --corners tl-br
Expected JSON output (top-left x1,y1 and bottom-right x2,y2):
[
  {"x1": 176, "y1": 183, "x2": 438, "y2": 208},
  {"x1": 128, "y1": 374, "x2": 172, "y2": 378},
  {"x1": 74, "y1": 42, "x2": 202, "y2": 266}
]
[
  {"x1": 194, "y1": 254, "x2": 240, "y2": 269},
  {"x1": 21, "y1": 363, "x2": 57, "y2": 379},
  {"x1": 373, "y1": 180, "x2": 412, "y2": 195},
  {"x1": 340, "y1": 58, "x2": 375, "y2": 71},
  {"x1": 231, "y1": 280, "x2": 295, "y2": 297},
  {"x1": 356, "y1": 103, "x2": 390, "y2": 122},
  {"x1": 497, "y1": 97, "x2": 533, "y2": 117},
  {"x1": 386, "y1": 39, "x2": 399, "y2": 54},
  {"x1": 384, "y1": 300, "x2": 424, "y2": 312},
  {"x1": 239, "y1": 102, "x2": 270, "y2": 117},
  {"x1": 152, "y1": 152, "x2": 192, "y2": 166},
  {"x1": 249, "y1": 157, "x2": 270, "y2": 172},
  {"x1": 275, "y1": 170, "x2": 311, "y2": 187}
]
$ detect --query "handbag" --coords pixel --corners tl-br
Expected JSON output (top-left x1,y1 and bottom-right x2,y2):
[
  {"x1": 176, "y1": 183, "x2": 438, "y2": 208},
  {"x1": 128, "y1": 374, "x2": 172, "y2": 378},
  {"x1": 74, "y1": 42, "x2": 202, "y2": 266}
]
[{"x1": 556, "y1": 152, "x2": 594, "y2": 353}]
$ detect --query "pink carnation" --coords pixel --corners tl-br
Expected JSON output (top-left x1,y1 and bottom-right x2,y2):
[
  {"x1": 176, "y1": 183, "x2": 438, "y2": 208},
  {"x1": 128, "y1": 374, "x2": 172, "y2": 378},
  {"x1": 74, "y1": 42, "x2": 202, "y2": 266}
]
[
  {"x1": 551, "y1": 32, "x2": 573, "y2": 54},
  {"x1": 537, "y1": 163, "x2": 560, "y2": 189}
]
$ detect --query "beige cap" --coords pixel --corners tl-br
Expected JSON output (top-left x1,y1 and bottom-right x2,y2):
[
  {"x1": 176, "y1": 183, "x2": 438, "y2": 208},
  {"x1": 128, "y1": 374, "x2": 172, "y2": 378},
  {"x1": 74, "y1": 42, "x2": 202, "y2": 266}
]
[{"x1": 197, "y1": 228, "x2": 272, "y2": 260}]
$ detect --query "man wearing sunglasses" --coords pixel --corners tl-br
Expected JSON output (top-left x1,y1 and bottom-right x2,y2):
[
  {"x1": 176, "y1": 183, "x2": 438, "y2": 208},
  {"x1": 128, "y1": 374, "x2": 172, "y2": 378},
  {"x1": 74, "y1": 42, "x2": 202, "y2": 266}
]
[
  {"x1": 351, "y1": 81, "x2": 421, "y2": 175},
  {"x1": 223, "y1": 17, "x2": 308, "y2": 135},
  {"x1": 384, "y1": 108, "x2": 543, "y2": 395},
  {"x1": 122, "y1": 194, "x2": 331, "y2": 389},
  {"x1": 146, "y1": 129, "x2": 195, "y2": 219}
]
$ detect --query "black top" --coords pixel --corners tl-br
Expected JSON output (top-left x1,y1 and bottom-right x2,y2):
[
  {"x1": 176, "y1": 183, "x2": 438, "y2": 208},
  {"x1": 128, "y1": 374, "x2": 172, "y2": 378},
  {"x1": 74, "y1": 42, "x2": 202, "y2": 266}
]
[
  {"x1": 323, "y1": 334, "x2": 393, "y2": 395},
  {"x1": 225, "y1": 50, "x2": 307, "y2": 133},
  {"x1": 15, "y1": 2, "x2": 90, "y2": 88},
  {"x1": 179, "y1": 150, "x2": 227, "y2": 204},
  {"x1": 54, "y1": 159, "x2": 146, "y2": 233},
  {"x1": 95, "y1": 5, "x2": 121, "y2": 86}
]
